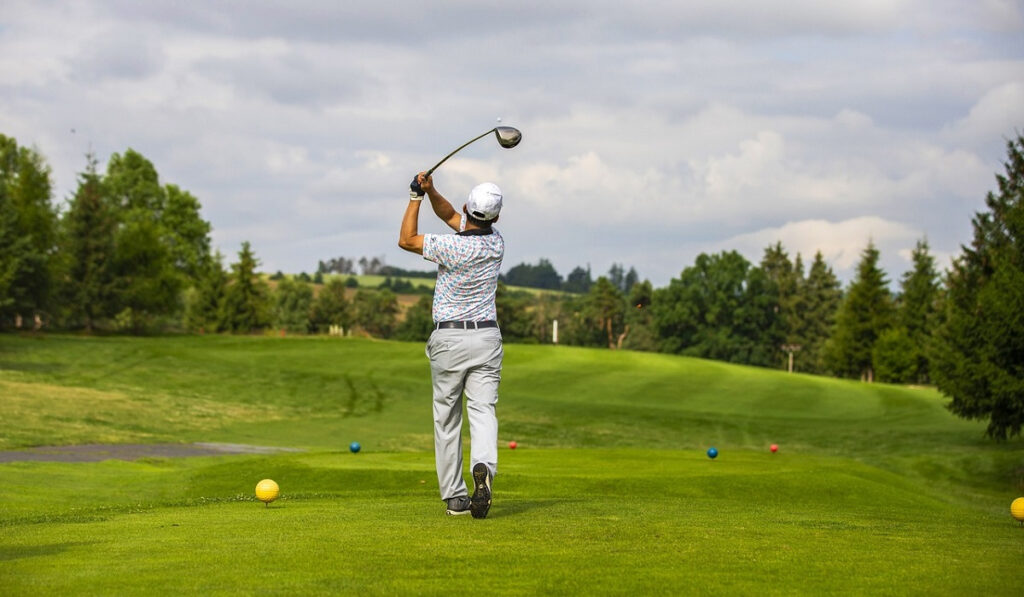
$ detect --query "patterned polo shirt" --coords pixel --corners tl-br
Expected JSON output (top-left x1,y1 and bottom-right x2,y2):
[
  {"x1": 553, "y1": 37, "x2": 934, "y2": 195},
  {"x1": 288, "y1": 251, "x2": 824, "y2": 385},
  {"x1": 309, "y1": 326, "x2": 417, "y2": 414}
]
[{"x1": 422, "y1": 228, "x2": 504, "y2": 322}]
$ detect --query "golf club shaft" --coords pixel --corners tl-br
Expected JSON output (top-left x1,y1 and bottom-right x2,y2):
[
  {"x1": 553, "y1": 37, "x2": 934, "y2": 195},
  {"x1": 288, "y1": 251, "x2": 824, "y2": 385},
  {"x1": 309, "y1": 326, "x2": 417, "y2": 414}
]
[{"x1": 425, "y1": 128, "x2": 497, "y2": 176}]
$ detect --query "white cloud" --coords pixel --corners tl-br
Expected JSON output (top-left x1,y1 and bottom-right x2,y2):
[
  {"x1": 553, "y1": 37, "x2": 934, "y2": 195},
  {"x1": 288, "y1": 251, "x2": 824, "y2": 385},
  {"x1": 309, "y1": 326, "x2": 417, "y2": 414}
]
[
  {"x1": 718, "y1": 216, "x2": 921, "y2": 269},
  {"x1": 1, "y1": 1, "x2": 1021, "y2": 284}
]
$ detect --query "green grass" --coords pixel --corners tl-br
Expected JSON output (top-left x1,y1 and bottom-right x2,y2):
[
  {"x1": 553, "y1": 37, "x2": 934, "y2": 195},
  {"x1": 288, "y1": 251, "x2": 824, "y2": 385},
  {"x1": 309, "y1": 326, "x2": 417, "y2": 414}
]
[
  {"x1": 1, "y1": 334, "x2": 1023, "y2": 595},
  {"x1": 293, "y1": 273, "x2": 565, "y2": 296}
]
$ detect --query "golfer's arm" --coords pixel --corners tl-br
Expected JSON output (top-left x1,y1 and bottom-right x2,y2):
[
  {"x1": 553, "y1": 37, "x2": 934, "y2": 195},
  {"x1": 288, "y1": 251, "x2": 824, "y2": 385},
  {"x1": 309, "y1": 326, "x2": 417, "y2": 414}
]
[
  {"x1": 426, "y1": 189, "x2": 461, "y2": 231},
  {"x1": 398, "y1": 199, "x2": 424, "y2": 254}
]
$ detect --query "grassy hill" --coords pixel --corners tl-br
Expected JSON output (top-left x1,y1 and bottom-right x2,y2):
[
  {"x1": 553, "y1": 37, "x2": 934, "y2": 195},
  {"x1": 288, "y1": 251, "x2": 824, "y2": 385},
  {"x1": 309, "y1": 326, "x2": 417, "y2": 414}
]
[{"x1": 1, "y1": 334, "x2": 1022, "y2": 594}]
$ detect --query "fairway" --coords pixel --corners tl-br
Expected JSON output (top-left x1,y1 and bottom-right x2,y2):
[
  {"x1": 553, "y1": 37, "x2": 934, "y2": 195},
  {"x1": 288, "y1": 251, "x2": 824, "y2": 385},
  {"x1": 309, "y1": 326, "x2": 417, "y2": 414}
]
[{"x1": 1, "y1": 335, "x2": 1023, "y2": 595}]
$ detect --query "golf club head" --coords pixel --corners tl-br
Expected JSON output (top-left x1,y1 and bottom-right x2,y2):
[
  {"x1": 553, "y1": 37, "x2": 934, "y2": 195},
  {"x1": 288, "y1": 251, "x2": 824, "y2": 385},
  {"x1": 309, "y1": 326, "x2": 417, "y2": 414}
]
[{"x1": 495, "y1": 126, "x2": 522, "y2": 148}]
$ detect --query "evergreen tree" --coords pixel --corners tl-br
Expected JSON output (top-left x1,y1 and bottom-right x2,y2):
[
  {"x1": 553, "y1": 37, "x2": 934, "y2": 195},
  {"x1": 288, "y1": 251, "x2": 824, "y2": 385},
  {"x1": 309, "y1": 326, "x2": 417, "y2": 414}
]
[
  {"x1": 563, "y1": 265, "x2": 593, "y2": 293},
  {"x1": 587, "y1": 276, "x2": 626, "y2": 349},
  {"x1": 797, "y1": 251, "x2": 842, "y2": 373},
  {"x1": 184, "y1": 252, "x2": 227, "y2": 332},
  {"x1": 758, "y1": 242, "x2": 801, "y2": 368},
  {"x1": 59, "y1": 155, "x2": 117, "y2": 331},
  {"x1": 219, "y1": 242, "x2": 271, "y2": 333},
  {"x1": 932, "y1": 135, "x2": 1024, "y2": 439},
  {"x1": 623, "y1": 267, "x2": 640, "y2": 293},
  {"x1": 823, "y1": 242, "x2": 895, "y2": 380},
  {"x1": 896, "y1": 238, "x2": 941, "y2": 382},
  {"x1": 872, "y1": 327, "x2": 917, "y2": 383}
]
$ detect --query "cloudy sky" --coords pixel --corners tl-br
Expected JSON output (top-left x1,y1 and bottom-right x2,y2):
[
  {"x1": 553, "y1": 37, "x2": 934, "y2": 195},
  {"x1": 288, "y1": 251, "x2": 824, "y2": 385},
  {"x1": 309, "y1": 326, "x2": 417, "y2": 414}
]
[{"x1": 2, "y1": 1, "x2": 1023, "y2": 286}]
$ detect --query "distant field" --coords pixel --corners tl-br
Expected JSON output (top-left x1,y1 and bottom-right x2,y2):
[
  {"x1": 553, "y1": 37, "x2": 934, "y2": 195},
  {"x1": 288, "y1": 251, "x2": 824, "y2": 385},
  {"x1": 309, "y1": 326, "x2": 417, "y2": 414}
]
[
  {"x1": 276, "y1": 273, "x2": 567, "y2": 296},
  {"x1": 1, "y1": 335, "x2": 1022, "y2": 594}
]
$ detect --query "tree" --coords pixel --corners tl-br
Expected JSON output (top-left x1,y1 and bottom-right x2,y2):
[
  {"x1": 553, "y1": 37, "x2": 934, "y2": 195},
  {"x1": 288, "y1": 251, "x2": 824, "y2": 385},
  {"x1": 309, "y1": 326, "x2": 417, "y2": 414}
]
[
  {"x1": 607, "y1": 263, "x2": 625, "y2": 292},
  {"x1": 105, "y1": 149, "x2": 164, "y2": 214},
  {"x1": 358, "y1": 256, "x2": 384, "y2": 275},
  {"x1": 395, "y1": 295, "x2": 434, "y2": 341},
  {"x1": 0, "y1": 135, "x2": 57, "y2": 326},
  {"x1": 502, "y1": 259, "x2": 562, "y2": 290},
  {"x1": 58, "y1": 155, "x2": 117, "y2": 331},
  {"x1": 109, "y1": 215, "x2": 182, "y2": 332},
  {"x1": 653, "y1": 251, "x2": 776, "y2": 364},
  {"x1": 219, "y1": 242, "x2": 271, "y2": 333},
  {"x1": 310, "y1": 277, "x2": 353, "y2": 333},
  {"x1": 621, "y1": 279, "x2": 657, "y2": 351},
  {"x1": 758, "y1": 242, "x2": 802, "y2": 368},
  {"x1": 873, "y1": 327, "x2": 917, "y2": 383},
  {"x1": 823, "y1": 242, "x2": 895, "y2": 380},
  {"x1": 796, "y1": 252, "x2": 842, "y2": 373},
  {"x1": 184, "y1": 252, "x2": 227, "y2": 332},
  {"x1": 496, "y1": 282, "x2": 538, "y2": 342},
  {"x1": 895, "y1": 238, "x2": 941, "y2": 383},
  {"x1": 563, "y1": 265, "x2": 593, "y2": 293},
  {"x1": 932, "y1": 135, "x2": 1024, "y2": 439},
  {"x1": 353, "y1": 289, "x2": 398, "y2": 337},
  {"x1": 103, "y1": 148, "x2": 208, "y2": 328},
  {"x1": 587, "y1": 276, "x2": 626, "y2": 349},
  {"x1": 162, "y1": 184, "x2": 211, "y2": 278},
  {"x1": 0, "y1": 184, "x2": 28, "y2": 323},
  {"x1": 274, "y1": 276, "x2": 314, "y2": 333}
]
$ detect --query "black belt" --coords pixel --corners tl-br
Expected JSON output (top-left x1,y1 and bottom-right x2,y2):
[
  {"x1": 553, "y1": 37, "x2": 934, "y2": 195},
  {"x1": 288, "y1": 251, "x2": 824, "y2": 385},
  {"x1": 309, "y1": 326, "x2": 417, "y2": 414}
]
[{"x1": 435, "y1": 320, "x2": 498, "y2": 330}]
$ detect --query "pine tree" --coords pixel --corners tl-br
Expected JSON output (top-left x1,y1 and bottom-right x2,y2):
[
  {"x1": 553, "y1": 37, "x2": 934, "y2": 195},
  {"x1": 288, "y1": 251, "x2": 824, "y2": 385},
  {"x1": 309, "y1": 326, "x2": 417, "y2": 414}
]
[
  {"x1": 798, "y1": 252, "x2": 842, "y2": 373},
  {"x1": 219, "y1": 242, "x2": 271, "y2": 333},
  {"x1": 759, "y1": 242, "x2": 801, "y2": 368},
  {"x1": 60, "y1": 155, "x2": 117, "y2": 330},
  {"x1": 896, "y1": 238, "x2": 941, "y2": 382},
  {"x1": 932, "y1": 135, "x2": 1024, "y2": 439},
  {"x1": 824, "y1": 242, "x2": 895, "y2": 380},
  {"x1": 184, "y1": 252, "x2": 227, "y2": 332}
]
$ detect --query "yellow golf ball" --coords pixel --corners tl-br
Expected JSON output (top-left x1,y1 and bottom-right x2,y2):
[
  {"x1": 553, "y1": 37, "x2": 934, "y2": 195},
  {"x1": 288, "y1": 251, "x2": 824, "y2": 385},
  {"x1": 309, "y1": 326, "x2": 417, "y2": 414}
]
[
  {"x1": 255, "y1": 479, "x2": 279, "y2": 505},
  {"x1": 1011, "y1": 497, "x2": 1024, "y2": 523}
]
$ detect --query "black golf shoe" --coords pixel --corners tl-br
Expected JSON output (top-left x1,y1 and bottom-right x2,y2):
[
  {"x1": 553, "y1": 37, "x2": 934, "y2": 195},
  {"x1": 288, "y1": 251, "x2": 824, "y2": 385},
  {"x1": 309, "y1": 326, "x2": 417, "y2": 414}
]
[
  {"x1": 445, "y1": 496, "x2": 472, "y2": 516},
  {"x1": 470, "y1": 463, "x2": 492, "y2": 519}
]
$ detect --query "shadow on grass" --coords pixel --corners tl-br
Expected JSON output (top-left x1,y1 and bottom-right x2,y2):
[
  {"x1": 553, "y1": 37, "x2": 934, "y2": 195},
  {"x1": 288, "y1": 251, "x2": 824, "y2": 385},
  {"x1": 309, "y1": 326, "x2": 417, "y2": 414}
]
[
  {"x1": 0, "y1": 542, "x2": 96, "y2": 562},
  {"x1": 491, "y1": 498, "x2": 567, "y2": 518},
  {"x1": 0, "y1": 360, "x2": 62, "y2": 374}
]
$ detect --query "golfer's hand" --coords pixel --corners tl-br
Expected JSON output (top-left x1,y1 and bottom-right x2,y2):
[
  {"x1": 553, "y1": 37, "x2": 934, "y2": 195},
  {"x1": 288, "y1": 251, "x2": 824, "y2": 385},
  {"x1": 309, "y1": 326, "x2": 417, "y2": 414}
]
[
  {"x1": 418, "y1": 172, "x2": 434, "y2": 194},
  {"x1": 409, "y1": 172, "x2": 432, "y2": 198}
]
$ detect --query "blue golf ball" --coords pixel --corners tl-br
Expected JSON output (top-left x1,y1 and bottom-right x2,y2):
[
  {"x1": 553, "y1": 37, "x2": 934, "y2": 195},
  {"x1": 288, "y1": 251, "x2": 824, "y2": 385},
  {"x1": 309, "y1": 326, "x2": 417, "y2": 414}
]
[
  {"x1": 707, "y1": 447, "x2": 718, "y2": 459},
  {"x1": 349, "y1": 442, "x2": 361, "y2": 454}
]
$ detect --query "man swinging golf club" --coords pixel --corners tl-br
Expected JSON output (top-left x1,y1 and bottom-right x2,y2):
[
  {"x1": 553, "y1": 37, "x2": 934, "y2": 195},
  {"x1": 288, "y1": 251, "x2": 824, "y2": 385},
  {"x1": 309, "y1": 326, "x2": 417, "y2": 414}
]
[{"x1": 398, "y1": 172, "x2": 504, "y2": 518}]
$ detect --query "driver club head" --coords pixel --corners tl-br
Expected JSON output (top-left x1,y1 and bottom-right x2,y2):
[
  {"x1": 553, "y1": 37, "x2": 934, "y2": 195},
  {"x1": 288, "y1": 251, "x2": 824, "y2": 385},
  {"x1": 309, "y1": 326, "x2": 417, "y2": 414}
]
[{"x1": 494, "y1": 126, "x2": 522, "y2": 148}]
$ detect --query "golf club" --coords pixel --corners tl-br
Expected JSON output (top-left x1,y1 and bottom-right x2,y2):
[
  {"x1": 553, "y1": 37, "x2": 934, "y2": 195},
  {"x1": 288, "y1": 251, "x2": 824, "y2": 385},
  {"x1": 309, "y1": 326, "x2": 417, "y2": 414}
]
[{"x1": 411, "y1": 126, "x2": 522, "y2": 195}]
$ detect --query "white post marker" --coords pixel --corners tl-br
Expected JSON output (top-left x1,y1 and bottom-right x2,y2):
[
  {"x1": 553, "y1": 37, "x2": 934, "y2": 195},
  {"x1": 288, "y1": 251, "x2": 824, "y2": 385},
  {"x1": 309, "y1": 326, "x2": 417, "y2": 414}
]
[{"x1": 552, "y1": 319, "x2": 559, "y2": 344}]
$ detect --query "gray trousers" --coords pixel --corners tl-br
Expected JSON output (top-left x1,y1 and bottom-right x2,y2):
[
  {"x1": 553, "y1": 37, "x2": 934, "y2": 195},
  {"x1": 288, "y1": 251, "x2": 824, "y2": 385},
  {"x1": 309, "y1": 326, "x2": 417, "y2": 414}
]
[{"x1": 425, "y1": 327, "x2": 503, "y2": 500}]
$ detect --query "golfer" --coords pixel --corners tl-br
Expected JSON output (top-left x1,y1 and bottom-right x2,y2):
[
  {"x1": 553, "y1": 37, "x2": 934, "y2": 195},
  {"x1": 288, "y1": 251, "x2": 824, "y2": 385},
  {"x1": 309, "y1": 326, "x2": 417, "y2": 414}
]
[{"x1": 398, "y1": 172, "x2": 504, "y2": 519}]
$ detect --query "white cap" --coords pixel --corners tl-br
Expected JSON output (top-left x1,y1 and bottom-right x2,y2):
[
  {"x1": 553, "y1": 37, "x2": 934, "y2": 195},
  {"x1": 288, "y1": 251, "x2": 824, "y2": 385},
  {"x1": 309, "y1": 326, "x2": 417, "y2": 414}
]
[{"x1": 467, "y1": 182, "x2": 502, "y2": 221}]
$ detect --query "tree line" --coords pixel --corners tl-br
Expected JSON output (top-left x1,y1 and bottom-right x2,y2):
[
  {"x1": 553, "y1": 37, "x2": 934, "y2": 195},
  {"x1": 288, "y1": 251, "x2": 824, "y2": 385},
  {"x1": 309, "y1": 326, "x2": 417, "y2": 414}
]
[{"x1": 2, "y1": 132, "x2": 1022, "y2": 438}]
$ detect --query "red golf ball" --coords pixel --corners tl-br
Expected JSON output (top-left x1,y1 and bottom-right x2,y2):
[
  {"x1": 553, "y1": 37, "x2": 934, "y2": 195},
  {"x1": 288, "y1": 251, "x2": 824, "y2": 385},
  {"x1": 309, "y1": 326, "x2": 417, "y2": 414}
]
[
  {"x1": 509, "y1": 441, "x2": 518, "y2": 450},
  {"x1": 770, "y1": 444, "x2": 778, "y2": 453}
]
